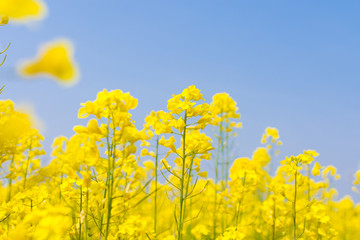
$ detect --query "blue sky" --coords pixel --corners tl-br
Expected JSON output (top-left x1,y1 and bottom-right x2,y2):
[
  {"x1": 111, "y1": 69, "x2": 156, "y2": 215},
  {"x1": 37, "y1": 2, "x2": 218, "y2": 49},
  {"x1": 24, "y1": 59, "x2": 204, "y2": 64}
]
[{"x1": 1, "y1": 1, "x2": 360, "y2": 197}]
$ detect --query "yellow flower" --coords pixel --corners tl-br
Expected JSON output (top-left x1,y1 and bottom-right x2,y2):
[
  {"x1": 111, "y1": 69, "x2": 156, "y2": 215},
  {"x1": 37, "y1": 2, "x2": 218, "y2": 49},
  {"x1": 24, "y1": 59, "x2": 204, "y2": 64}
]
[
  {"x1": 80, "y1": 170, "x2": 91, "y2": 188},
  {"x1": 0, "y1": 16, "x2": 9, "y2": 25},
  {"x1": 160, "y1": 159, "x2": 171, "y2": 170},
  {"x1": 265, "y1": 127, "x2": 279, "y2": 140},
  {"x1": 312, "y1": 162, "x2": 321, "y2": 176},
  {"x1": 0, "y1": 0, "x2": 47, "y2": 22},
  {"x1": 143, "y1": 160, "x2": 155, "y2": 172},
  {"x1": 210, "y1": 92, "x2": 240, "y2": 119},
  {"x1": 140, "y1": 148, "x2": 155, "y2": 158},
  {"x1": 252, "y1": 147, "x2": 270, "y2": 167},
  {"x1": 304, "y1": 149, "x2": 319, "y2": 157},
  {"x1": 353, "y1": 170, "x2": 360, "y2": 185},
  {"x1": 19, "y1": 40, "x2": 79, "y2": 86},
  {"x1": 198, "y1": 171, "x2": 208, "y2": 178},
  {"x1": 322, "y1": 165, "x2": 338, "y2": 179},
  {"x1": 229, "y1": 157, "x2": 255, "y2": 180}
]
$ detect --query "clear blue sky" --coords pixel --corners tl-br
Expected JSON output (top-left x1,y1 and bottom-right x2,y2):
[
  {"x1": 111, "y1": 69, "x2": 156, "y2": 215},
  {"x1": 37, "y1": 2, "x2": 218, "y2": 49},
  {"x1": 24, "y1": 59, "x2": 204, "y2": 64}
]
[{"x1": 1, "y1": 1, "x2": 359, "y2": 198}]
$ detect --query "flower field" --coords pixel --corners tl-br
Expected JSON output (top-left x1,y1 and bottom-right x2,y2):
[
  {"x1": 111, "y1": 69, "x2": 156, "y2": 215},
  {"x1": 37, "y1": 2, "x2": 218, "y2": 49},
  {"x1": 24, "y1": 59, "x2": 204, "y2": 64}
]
[
  {"x1": 0, "y1": 84, "x2": 359, "y2": 240},
  {"x1": 1, "y1": 2, "x2": 360, "y2": 240}
]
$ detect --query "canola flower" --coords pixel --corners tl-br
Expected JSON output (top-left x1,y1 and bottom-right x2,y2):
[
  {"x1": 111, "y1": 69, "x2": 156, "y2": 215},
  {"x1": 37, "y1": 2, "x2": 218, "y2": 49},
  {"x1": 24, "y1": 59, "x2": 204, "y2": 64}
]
[
  {"x1": 0, "y1": 85, "x2": 359, "y2": 240},
  {"x1": 18, "y1": 39, "x2": 79, "y2": 86},
  {"x1": 0, "y1": 0, "x2": 47, "y2": 23},
  {"x1": 209, "y1": 92, "x2": 241, "y2": 238}
]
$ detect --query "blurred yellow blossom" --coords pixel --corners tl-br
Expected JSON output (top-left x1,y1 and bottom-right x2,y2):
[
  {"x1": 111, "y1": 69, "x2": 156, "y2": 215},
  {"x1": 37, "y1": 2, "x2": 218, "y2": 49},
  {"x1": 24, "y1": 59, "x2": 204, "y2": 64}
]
[
  {"x1": 0, "y1": 16, "x2": 9, "y2": 25},
  {"x1": 0, "y1": 0, "x2": 47, "y2": 22},
  {"x1": 19, "y1": 40, "x2": 79, "y2": 86}
]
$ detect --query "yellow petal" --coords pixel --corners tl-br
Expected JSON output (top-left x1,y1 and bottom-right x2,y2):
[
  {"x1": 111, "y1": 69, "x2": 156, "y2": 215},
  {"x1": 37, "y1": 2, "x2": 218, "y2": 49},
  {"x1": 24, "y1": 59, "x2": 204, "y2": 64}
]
[
  {"x1": 312, "y1": 162, "x2": 321, "y2": 176},
  {"x1": 198, "y1": 171, "x2": 207, "y2": 178}
]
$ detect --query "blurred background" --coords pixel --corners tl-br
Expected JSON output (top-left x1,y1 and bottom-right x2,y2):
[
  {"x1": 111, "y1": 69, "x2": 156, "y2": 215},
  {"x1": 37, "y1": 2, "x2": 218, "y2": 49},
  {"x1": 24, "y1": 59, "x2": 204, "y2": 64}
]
[{"x1": 0, "y1": 1, "x2": 359, "y2": 198}]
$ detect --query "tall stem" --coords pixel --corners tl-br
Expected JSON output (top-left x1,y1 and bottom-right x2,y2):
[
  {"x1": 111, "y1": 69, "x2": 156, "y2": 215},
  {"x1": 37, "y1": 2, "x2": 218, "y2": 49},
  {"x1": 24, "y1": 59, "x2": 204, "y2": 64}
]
[
  {"x1": 177, "y1": 111, "x2": 187, "y2": 240},
  {"x1": 23, "y1": 139, "x2": 33, "y2": 189},
  {"x1": 85, "y1": 188, "x2": 89, "y2": 240},
  {"x1": 154, "y1": 135, "x2": 159, "y2": 237},
  {"x1": 293, "y1": 170, "x2": 298, "y2": 240},
  {"x1": 235, "y1": 172, "x2": 247, "y2": 226},
  {"x1": 272, "y1": 197, "x2": 276, "y2": 240},
  {"x1": 224, "y1": 129, "x2": 230, "y2": 187},
  {"x1": 79, "y1": 185, "x2": 82, "y2": 240},
  {"x1": 213, "y1": 120, "x2": 222, "y2": 239},
  {"x1": 105, "y1": 115, "x2": 115, "y2": 240},
  {"x1": 7, "y1": 155, "x2": 14, "y2": 202}
]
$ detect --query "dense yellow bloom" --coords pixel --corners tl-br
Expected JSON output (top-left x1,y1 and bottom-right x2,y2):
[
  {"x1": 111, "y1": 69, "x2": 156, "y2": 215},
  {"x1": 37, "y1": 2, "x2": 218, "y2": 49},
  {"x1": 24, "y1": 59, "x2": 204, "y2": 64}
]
[
  {"x1": 19, "y1": 40, "x2": 79, "y2": 86},
  {"x1": 252, "y1": 147, "x2": 270, "y2": 167},
  {"x1": 261, "y1": 127, "x2": 280, "y2": 144},
  {"x1": 0, "y1": 0, "x2": 46, "y2": 22},
  {"x1": 217, "y1": 227, "x2": 246, "y2": 240},
  {"x1": 230, "y1": 158, "x2": 255, "y2": 181},
  {"x1": 210, "y1": 93, "x2": 241, "y2": 128},
  {"x1": 0, "y1": 86, "x2": 359, "y2": 240},
  {"x1": 144, "y1": 110, "x2": 173, "y2": 135},
  {"x1": 167, "y1": 85, "x2": 207, "y2": 117},
  {"x1": 0, "y1": 100, "x2": 39, "y2": 164},
  {"x1": 78, "y1": 89, "x2": 138, "y2": 119},
  {"x1": 25, "y1": 206, "x2": 72, "y2": 240},
  {"x1": 280, "y1": 150, "x2": 319, "y2": 176}
]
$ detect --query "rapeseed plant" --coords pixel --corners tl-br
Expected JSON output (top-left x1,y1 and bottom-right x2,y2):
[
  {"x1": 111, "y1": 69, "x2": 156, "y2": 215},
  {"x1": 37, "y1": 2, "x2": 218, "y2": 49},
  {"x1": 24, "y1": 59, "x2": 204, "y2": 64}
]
[{"x1": 0, "y1": 85, "x2": 359, "y2": 240}]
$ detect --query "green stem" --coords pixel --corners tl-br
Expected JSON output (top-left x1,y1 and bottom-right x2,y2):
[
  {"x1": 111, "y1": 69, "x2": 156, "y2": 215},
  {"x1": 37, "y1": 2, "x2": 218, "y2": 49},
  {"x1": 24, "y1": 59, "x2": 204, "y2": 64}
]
[
  {"x1": 7, "y1": 155, "x2": 14, "y2": 202},
  {"x1": 85, "y1": 187, "x2": 89, "y2": 240},
  {"x1": 23, "y1": 139, "x2": 33, "y2": 190},
  {"x1": 154, "y1": 135, "x2": 159, "y2": 237},
  {"x1": 213, "y1": 120, "x2": 222, "y2": 239},
  {"x1": 104, "y1": 115, "x2": 115, "y2": 240},
  {"x1": 235, "y1": 172, "x2": 247, "y2": 226},
  {"x1": 184, "y1": 156, "x2": 194, "y2": 236},
  {"x1": 272, "y1": 198, "x2": 276, "y2": 240},
  {"x1": 293, "y1": 170, "x2": 298, "y2": 240},
  {"x1": 224, "y1": 129, "x2": 230, "y2": 187},
  {"x1": 177, "y1": 111, "x2": 187, "y2": 240},
  {"x1": 79, "y1": 185, "x2": 82, "y2": 240}
]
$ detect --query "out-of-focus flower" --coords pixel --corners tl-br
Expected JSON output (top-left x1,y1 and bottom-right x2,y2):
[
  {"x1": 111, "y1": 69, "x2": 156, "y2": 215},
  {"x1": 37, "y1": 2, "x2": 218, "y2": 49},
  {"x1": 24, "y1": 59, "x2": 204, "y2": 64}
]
[
  {"x1": 18, "y1": 40, "x2": 79, "y2": 86},
  {"x1": 0, "y1": 0, "x2": 47, "y2": 22},
  {"x1": 312, "y1": 162, "x2": 321, "y2": 176},
  {"x1": 0, "y1": 16, "x2": 9, "y2": 25}
]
